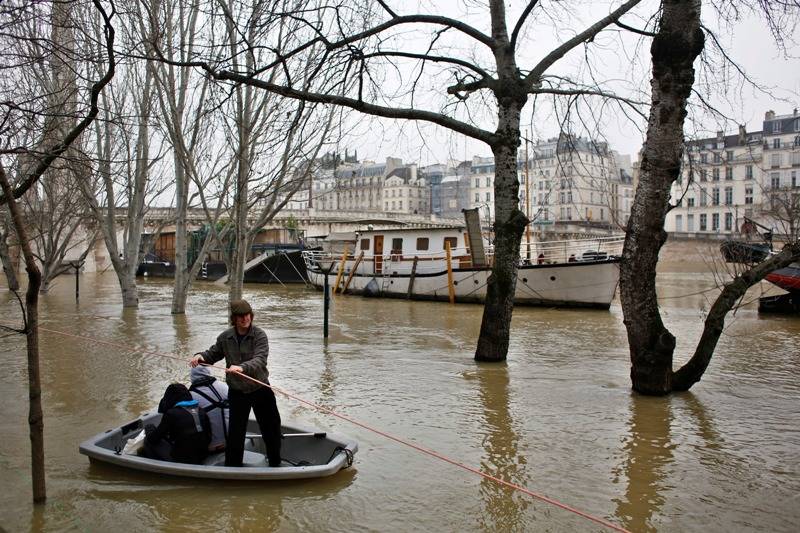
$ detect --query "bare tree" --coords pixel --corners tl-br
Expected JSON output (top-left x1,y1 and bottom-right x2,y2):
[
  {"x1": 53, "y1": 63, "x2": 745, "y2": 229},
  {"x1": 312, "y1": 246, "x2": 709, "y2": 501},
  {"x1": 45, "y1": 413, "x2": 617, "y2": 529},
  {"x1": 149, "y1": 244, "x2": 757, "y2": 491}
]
[
  {"x1": 620, "y1": 0, "x2": 800, "y2": 395},
  {"x1": 155, "y1": 0, "x2": 646, "y2": 361},
  {"x1": 0, "y1": 0, "x2": 116, "y2": 503},
  {"x1": 77, "y1": 4, "x2": 170, "y2": 308},
  {"x1": 144, "y1": 0, "x2": 215, "y2": 314}
]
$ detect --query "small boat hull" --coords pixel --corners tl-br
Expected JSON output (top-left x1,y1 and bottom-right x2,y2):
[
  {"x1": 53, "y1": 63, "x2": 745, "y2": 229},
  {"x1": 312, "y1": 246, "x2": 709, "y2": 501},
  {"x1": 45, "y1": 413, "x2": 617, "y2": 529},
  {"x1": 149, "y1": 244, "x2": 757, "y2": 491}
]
[
  {"x1": 766, "y1": 263, "x2": 800, "y2": 292},
  {"x1": 79, "y1": 412, "x2": 357, "y2": 480}
]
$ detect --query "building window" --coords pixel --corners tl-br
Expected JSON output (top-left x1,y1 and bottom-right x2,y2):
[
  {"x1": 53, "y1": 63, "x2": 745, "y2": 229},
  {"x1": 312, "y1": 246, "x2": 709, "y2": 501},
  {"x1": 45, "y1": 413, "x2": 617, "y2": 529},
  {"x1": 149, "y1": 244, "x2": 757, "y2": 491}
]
[
  {"x1": 773, "y1": 121, "x2": 782, "y2": 133},
  {"x1": 712, "y1": 168, "x2": 720, "y2": 181},
  {"x1": 726, "y1": 150, "x2": 734, "y2": 161},
  {"x1": 771, "y1": 154, "x2": 781, "y2": 168},
  {"x1": 714, "y1": 152, "x2": 722, "y2": 163},
  {"x1": 687, "y1": 214, "x2": 695, "y2": 232},
  {"x1": 725, "y1": 167, "x2": 733, "y2": 180},
  {"x1": 700, "y1": 153, "x2": 708, "y2": 163},
  {"x1": 725, "y1": 187, "x2": 733, "y2": 205},
  {"x1": 771, "y1": 173, "x2": 781, "y2": 189},
  {"x1": 793, "y1": 171, "x2": 797, "y2": 188},
  {"x1": 700, "y1": 213, "x2": 707, "y2": 231},
  {"x1": 474, "y1": 193, "x2": 479, "y2": 202},
  {"x1": 725, "y1": 212, "x2": 733, "y2": 231},
  {"x1": 567, "y1": 207, "x2": 572, "y2": 220},
  {"x1": 485, "y1": 192, "x2": 491, "y2": 202},
  {"x1": 712, "y1": 213, "x2": 720, "y2": 231},
  {"x1": 675, "y1": 214, "x2": 683, "y2": 232},
  {"x1": 712, "y1": 188, "x2": 720, "y2": 205},
  {"x1": 773, "y1": 138, "x2": 781, "y2": 149},
  {"x1": 793, "y1": 152, "x2": 800, "y2": 166},
  {"x1": 687, "y1": 197, "x2": 695, "y2": 207},
  {"x1": 700, "y1": 190, "x2": 707, "y2": 206},
  {"x1": 745, "y1": 187, "x2": 753, "y2": 204},
  {"x1": 745, "y1": 165, "x2": 754, "y2": 179},
  {"x1": 700, "y1": 169, "x2": 708, "y2": 181},
  {"x1": 795, "y1": 119, "x2": 800, "y2": 132}
]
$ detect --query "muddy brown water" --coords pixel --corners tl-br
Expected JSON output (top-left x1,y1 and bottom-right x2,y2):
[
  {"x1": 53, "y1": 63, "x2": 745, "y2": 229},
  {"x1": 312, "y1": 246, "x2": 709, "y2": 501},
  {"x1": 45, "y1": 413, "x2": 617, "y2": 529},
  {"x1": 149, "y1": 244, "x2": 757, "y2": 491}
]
[{"x1": 0, "y1": 268, "x2": 798, "y2": 532}]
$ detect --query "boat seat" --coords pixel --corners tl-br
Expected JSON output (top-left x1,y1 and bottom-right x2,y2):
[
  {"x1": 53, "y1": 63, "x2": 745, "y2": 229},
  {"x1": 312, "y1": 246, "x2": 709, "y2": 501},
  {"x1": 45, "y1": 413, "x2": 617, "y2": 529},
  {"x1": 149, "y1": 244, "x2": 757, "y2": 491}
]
[{"x1": 203, "y1": 450, "x2": 266, "y2": 467}]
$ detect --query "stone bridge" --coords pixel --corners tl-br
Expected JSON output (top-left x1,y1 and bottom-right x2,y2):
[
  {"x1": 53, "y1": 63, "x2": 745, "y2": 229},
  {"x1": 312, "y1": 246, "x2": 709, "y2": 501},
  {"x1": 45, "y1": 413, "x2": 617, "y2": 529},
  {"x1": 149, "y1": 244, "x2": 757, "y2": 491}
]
[{"x1": 139, "y1": 207, "x2": 463, "y2": 236}]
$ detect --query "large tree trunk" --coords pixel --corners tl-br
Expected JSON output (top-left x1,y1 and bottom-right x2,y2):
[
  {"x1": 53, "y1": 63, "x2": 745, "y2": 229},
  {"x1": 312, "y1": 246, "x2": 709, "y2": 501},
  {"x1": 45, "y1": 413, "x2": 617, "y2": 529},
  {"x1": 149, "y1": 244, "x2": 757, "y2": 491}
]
[
  {"x1": 172, "y1": 160, "x2": 190, "y2": 314},
  {"x1": 475, "y1": 1, "x2": 528, "y2": 361},
  {"x1": 0, "y1": 222, "x2": 20, "y2": 291},
  {"x1": 0, "y1": 164, "x2": 45, "y2": 502},
  {"x1": 475, "y1": 136, "x2": 528, "y2": 361},
  {"x1": 619, "y1": 0, "x2": 704, "y2": 395}
]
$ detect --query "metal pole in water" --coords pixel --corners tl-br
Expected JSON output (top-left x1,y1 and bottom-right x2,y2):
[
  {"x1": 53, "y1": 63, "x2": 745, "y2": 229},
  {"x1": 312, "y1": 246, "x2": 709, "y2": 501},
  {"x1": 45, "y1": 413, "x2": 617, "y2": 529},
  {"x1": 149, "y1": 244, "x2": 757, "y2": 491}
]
[
  {"x1": 74, "y1": 262, "x2": 80, "y2": 301},
  {"x1": 323, "y1": 270, "x2": 330, "y2": 338}
]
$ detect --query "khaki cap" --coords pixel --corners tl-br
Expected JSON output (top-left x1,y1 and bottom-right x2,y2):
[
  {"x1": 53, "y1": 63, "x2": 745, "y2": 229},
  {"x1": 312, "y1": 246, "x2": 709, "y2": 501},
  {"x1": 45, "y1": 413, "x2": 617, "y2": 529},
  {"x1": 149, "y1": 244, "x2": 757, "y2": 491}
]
[{"x1": 230, "y1": 299, "x2": 252, "y2": 315}]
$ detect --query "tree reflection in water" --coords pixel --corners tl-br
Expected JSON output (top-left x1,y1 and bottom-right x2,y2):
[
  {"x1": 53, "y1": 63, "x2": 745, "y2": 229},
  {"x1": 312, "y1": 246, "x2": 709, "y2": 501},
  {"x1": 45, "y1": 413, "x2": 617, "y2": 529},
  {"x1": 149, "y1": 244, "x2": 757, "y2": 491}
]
[
  {"x1": 612, "y1": 393, "x2": 718, "y2": 532},
  {"x1": 471, "y1": 362, "x2": 530, "y2": 530}
]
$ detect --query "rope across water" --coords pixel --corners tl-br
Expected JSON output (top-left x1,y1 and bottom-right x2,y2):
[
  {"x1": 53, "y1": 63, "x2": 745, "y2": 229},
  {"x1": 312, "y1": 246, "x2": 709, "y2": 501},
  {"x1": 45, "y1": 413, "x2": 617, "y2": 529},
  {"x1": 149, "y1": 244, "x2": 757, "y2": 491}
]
[{"x1": 41, "y1": 326, "x2": 630, "y2": 533}]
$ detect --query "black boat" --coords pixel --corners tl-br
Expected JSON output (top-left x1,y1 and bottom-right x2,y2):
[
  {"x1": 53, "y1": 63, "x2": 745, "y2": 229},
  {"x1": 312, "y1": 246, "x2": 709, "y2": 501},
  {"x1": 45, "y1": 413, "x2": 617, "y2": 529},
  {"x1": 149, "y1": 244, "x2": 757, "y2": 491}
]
[
  {"x1": 137, "y1": 246, "x2": 309, "y2": 284},
  {"x1": 719, "y1": 240, "x2": 771, "y2": 263}
]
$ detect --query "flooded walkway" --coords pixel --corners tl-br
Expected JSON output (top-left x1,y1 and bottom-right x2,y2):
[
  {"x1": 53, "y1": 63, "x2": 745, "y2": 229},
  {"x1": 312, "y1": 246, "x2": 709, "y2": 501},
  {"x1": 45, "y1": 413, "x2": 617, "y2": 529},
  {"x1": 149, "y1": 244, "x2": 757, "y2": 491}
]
[{"x1": 1, "y1": 269, "x2": 798, "y2": 531}]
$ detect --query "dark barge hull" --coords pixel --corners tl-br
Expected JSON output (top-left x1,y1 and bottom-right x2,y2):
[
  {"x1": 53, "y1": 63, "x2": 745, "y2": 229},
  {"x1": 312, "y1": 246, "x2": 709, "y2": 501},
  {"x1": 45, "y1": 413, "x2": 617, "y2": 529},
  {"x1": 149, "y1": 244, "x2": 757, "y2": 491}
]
[
  {"x1": 137, "y1": 250, "x2": 308, "y2": 283},
  {"x1": 759, "y1": 291, "x2": 800, "y2": 314}
]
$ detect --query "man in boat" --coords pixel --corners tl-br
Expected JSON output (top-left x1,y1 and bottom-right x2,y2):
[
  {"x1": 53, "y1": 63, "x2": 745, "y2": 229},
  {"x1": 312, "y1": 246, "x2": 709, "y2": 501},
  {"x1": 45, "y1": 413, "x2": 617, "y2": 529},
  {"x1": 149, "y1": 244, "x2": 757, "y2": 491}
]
[
  {"x1": 144, "y1": 383, "x2": 211, "y2": 464},
  {"x1": 189, "y1": 299, "x2": 282, "y2": 467},
  {"x1": 189, "y1": 366, "x2": 229, "y2": 452}
]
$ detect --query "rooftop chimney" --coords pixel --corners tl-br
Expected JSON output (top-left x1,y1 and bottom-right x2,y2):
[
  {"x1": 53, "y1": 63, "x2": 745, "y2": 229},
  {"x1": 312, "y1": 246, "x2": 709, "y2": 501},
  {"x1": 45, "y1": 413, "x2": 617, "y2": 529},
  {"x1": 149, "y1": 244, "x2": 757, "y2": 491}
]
[
  {"x1": 738, "y1": 125, "x2": 746, "y2": 144},
  {"x1": 765, "y1": 110, "x2": 775, "y2": 121}
]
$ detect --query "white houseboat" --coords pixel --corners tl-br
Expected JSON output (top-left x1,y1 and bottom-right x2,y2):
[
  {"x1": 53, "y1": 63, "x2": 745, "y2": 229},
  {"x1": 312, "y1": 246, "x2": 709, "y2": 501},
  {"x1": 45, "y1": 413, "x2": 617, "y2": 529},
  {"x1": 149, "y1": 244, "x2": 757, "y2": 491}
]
[{"x1": 302, "y1": 224, "x2": 623, "y2": 309}]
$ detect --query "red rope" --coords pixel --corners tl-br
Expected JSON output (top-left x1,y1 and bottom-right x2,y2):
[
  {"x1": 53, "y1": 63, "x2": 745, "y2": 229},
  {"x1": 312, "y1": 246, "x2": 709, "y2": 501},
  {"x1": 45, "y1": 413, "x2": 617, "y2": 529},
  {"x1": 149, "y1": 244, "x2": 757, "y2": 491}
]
[{"x1": 40, "y1": 326, "x2": 630, "y2": 533}]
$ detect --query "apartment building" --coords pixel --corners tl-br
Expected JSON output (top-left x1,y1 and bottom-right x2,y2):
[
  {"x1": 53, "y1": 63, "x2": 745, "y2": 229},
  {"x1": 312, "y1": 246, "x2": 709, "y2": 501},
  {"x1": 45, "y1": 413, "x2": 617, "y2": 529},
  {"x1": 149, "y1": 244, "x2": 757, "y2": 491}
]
[
  {"x1": 523, "y1": 136, "x2": 633, "y2": 228},
  {"x1": 311, "y1": 156, "x2": 429, "y2": 214},
  {"x1": 665, "y1": 109, "x2": 800, "y2": 238}
]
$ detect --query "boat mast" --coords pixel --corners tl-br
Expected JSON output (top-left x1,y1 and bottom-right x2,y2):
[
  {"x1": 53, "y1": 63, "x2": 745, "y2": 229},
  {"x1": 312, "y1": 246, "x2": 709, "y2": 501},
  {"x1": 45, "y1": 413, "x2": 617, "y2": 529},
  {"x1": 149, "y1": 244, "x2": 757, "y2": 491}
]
[{"x1": 524, "y1": 133, "x2": 531, "y2": 260}]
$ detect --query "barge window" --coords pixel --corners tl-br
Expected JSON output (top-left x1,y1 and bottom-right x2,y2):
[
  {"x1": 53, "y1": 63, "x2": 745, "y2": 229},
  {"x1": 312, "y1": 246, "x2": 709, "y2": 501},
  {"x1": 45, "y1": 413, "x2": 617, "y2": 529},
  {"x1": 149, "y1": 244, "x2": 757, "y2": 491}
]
[
  {"x1": 443, "y1": 237, "x2": 458, "y2": 250},
  {"x1": 416, "y1": 238, "x2": 429, "y2": 251},
  {"x1": 392, "y1": 238, "x2": 403, "y2": 253},
  {"x1": 360, "y1": 238, "x2": 369, "y2": 250}
]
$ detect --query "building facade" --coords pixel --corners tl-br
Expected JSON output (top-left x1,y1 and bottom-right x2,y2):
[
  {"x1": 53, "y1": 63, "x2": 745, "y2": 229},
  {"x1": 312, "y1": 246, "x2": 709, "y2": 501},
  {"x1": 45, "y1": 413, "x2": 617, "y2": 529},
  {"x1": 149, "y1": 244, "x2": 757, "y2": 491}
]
[
  {"x1": 664, "y1": 109, "x2": 800, "y2": 239},
  {"x1": 522, "y1": 136, "x2": 633, "y2": 230}
]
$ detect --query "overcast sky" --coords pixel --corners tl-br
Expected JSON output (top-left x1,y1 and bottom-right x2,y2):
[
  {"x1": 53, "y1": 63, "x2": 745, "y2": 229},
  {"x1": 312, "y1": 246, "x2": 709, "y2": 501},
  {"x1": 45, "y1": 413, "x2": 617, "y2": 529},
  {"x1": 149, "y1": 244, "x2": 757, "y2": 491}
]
[{"x1": 333, "y1": 1, "x2": 800, "y2": 166}]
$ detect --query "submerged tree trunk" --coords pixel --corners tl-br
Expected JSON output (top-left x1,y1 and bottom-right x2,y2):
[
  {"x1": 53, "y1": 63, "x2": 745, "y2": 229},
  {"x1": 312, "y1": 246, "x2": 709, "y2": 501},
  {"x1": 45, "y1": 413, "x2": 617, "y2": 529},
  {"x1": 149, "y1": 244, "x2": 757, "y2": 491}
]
[
  {"x1": 475, "y1": 134, "x2": 528, "y2": 360},
  {"x1": 620, "y1": 0, "x2": 704, "y2": 395},
  {"x1": 475, "y1": 3, "x2": 528, "y2": 361},
  {"x1": 0, "y1": 163, "x2": 45, "y2": 502},
  {"x1": 0, "y1": 221, "x2": 20, "y2": 291}
]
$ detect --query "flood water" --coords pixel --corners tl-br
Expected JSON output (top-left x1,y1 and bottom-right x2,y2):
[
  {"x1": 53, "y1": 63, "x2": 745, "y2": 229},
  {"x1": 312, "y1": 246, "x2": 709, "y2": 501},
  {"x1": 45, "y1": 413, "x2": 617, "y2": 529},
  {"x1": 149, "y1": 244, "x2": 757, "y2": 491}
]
[{"x1": 0, "y1": 268, "x2": 798, "y2": 532}]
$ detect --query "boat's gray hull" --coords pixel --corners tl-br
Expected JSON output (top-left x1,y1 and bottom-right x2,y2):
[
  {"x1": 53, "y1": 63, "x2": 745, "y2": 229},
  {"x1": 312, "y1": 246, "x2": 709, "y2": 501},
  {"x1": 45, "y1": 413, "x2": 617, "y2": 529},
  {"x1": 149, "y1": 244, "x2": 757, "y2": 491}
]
[{"x1": 79, "y1": 412, "x2": 357, "y2": 480}]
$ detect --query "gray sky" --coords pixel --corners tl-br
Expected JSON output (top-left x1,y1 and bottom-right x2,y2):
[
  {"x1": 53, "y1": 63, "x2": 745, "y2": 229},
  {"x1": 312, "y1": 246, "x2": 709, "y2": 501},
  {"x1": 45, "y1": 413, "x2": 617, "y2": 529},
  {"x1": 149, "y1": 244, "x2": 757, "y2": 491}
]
[{"x1": 334, "y1": 1, "x2": 799, "y2": 166}]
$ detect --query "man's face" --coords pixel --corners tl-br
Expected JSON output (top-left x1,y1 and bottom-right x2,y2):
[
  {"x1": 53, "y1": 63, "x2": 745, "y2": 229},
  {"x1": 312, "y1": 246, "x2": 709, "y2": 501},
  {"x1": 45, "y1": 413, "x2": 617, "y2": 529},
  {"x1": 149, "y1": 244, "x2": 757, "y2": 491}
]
[{"x1": 234, "y1": 313, "x2": 252, "y2": 331}]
